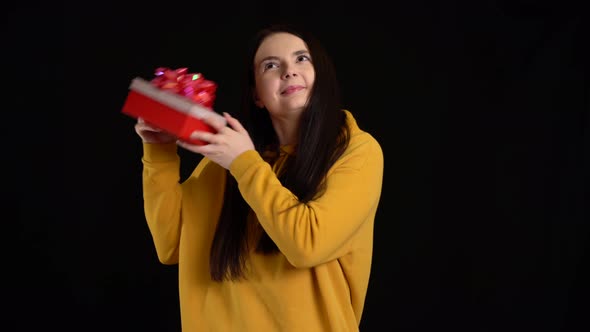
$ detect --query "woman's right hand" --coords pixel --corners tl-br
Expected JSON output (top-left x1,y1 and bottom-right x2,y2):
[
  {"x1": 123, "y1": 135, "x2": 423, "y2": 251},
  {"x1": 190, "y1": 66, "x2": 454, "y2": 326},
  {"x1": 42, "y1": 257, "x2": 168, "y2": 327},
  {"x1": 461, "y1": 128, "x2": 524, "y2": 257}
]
[{"x1": 134, "y1": 118, "x2": 177, "y2": 144}]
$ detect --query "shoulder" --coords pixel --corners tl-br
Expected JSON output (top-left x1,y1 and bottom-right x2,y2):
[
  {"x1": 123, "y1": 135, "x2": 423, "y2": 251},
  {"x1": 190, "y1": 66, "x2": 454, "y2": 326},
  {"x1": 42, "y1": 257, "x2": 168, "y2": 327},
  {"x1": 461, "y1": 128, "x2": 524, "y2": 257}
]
[
  {"x1": 336, "y1": 110, "x2": 384, "y2": 170},
  {"x1": 343, "y1": 110, "x2": 383, "y2": 156}
]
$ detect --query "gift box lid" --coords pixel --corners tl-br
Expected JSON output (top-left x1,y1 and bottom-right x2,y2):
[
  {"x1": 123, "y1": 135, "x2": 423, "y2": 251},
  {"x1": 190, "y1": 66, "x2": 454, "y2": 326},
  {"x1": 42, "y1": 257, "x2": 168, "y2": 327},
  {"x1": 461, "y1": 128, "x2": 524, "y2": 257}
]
[{"x1": 129, "y1": 77, "x2": 212, "y2": 119}]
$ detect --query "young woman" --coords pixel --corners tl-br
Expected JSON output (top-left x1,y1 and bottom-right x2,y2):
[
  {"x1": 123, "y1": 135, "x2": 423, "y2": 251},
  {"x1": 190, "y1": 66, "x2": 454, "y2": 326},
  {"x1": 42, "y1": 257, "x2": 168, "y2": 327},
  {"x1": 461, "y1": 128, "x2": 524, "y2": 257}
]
[{"x1": 134, "y1": 23, "x2": 384, "y2": 331}]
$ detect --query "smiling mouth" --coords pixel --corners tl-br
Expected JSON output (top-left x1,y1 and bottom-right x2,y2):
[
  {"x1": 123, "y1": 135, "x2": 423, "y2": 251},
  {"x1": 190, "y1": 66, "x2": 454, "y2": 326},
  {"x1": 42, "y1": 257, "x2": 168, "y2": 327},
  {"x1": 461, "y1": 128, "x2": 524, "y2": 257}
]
[{"x1": 282, "y1": 86, "x2": 304, "y2": 95}]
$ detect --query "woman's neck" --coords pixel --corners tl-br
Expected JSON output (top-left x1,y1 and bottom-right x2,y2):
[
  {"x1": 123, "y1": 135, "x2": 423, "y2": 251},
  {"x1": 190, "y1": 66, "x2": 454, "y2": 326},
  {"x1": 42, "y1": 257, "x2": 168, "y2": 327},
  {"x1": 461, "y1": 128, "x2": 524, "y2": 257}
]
[{"x1": 270, "y1": 113, "x2": 301, "y2": 146}]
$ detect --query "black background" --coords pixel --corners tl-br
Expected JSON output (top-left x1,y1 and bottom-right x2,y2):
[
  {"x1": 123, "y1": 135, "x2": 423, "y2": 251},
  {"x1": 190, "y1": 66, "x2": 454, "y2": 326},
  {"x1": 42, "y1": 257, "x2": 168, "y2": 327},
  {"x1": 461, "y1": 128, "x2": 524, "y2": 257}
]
[{"x1": 8, "y1": 0, "x2": 589, "y2": 331}]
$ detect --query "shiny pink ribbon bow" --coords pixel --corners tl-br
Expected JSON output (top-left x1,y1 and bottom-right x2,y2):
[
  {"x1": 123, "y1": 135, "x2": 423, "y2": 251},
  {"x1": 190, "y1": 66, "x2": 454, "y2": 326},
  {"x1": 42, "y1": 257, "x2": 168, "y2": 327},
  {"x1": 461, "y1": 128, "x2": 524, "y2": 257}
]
[{"x1": 150, "y1": 67, "x2": 217, "y2": 109}]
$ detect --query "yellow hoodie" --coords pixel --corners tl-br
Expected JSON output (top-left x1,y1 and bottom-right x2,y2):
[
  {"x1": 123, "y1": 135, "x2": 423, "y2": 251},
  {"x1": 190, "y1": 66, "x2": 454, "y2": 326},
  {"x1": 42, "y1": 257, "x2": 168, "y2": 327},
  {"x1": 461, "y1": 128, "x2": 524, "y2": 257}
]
[{"x1": 141, "y1": 110, "x2": 384, "y2": 331}]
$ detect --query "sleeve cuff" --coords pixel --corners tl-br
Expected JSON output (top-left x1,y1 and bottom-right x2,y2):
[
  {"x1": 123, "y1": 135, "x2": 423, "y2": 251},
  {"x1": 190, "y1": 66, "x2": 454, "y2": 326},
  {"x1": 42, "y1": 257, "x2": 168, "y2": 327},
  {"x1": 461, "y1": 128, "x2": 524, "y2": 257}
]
[
  {"x1": 143, "y1": 142, "x2": 179, "y2": 162},
  {"x1": 229, "y1": 150, "x2": 263, "y2": 179}
]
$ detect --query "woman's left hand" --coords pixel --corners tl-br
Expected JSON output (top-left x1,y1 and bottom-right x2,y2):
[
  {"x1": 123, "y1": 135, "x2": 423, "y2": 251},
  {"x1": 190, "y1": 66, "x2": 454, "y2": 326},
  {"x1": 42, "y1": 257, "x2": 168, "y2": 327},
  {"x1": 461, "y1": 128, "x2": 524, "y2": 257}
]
[{"x1": 177, "y1": 112, "x2": 255, "y2": 170}]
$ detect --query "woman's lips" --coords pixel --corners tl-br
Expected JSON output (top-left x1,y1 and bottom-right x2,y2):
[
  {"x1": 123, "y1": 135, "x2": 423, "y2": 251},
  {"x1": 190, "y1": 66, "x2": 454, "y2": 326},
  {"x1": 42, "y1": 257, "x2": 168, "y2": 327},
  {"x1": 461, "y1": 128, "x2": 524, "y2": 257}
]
[{"x1": 281, "y1": 86, "x2": 304, "y2": 95}]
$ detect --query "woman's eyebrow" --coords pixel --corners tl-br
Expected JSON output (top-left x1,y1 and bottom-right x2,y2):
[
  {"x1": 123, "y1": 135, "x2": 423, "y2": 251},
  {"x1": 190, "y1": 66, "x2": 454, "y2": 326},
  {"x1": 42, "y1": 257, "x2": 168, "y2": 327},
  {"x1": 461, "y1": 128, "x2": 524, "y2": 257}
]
[{"x1": 259, "y1": 50, "x2": 310, "y2": 63}]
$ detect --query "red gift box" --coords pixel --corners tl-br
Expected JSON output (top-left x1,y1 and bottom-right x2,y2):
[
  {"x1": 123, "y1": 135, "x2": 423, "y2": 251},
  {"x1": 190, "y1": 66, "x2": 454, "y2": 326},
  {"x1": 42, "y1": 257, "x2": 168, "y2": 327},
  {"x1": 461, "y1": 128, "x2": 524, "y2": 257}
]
[{"x1": 121, "y1": 68, "x2": 220, "y2": 145}]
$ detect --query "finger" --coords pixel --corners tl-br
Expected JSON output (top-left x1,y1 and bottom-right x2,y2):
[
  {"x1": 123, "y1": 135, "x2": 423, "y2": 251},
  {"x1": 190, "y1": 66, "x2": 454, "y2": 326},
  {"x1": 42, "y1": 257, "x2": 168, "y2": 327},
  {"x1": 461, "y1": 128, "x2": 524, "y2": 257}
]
[
  {"x1": 176, "y1": 140, "x2": 200, "y2": 153},
  {"x1": 188, "y1": 106, "x2": 227, "y2": 131},
  {"x1": 207, "y1": 113, "x2": 228, "y2": 132},
  {"x1": 137, "y1": 122, "x2": 161, "y2": 132},
  {"x1": 176, "y1": 140, "x2": 216, "y2": 155},
  {"x1": 190, "y1": 130, "x2": 217, "y2": 144},
  {"x1": 223, "y1": 112, "x2": 246, "y2": 133},
  {"x1": 138, "y1": 117, "x2": 145, "y2": 123}
]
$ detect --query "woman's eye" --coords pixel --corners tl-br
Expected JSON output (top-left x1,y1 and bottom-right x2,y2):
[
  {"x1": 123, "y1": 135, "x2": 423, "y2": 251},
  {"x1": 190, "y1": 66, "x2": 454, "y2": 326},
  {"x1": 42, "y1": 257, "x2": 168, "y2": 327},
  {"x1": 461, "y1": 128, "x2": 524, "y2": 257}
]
[
  {"x1": 263, "y1": 62, "x2": 278, "y2": 71},
  {"x1": 297, "y1": 55, "x2": 311, "y2": 62}
]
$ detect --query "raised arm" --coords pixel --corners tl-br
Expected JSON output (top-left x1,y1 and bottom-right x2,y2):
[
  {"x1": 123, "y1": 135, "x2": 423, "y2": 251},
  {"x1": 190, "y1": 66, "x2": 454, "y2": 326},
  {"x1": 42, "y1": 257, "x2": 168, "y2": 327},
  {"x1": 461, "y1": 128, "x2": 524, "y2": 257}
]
[
  {"x1": 141, "y1": 143, "x2": 183, "y2": 264},
  {"x1": 230, "y1": 136, "x2": 384, "y2": 267}
]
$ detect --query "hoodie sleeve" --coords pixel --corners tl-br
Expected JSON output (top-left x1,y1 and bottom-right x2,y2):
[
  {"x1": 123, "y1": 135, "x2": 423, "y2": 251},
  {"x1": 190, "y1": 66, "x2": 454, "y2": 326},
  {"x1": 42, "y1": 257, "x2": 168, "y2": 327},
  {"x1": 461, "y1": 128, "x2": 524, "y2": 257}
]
[
  {"x1": 229, "y1": 135, "x2": 384, "y2": 268},
  {"x1": 141, "y1": 142, "x2": 183, "y2": 264}
]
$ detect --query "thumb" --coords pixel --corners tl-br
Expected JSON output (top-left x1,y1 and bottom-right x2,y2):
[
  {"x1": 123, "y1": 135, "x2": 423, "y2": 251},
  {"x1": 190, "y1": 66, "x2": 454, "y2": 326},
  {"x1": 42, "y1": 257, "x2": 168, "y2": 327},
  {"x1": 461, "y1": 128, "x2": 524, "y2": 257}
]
[{"x1": 223, "y1": 112, "x2": 247, "y2": 133}]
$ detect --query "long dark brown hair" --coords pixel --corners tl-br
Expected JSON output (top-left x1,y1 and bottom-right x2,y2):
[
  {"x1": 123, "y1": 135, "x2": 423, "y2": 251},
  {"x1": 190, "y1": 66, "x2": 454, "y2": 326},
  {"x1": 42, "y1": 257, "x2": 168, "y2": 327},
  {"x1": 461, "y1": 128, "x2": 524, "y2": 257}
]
[{"x1": 209, "y1": 23, "x2": 350, "y2": 281}]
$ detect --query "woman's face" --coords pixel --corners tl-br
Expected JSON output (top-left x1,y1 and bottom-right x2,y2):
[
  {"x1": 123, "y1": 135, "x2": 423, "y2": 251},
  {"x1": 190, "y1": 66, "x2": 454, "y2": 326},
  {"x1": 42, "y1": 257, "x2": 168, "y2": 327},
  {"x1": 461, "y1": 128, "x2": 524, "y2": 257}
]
[{"x1": 253, "y1": 32, "x2": 315, "y2": 117}]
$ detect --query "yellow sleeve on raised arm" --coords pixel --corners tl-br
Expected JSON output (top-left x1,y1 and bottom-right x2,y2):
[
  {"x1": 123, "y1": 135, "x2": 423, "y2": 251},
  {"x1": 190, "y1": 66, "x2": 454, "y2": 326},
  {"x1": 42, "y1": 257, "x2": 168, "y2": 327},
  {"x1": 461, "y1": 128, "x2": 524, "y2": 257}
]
[
  {"x1": 230, "y1": 134, "x2": 384, "y2": 268},
  {"x1": 141, "y1": 142, "x2": 183, "y2": 264}
]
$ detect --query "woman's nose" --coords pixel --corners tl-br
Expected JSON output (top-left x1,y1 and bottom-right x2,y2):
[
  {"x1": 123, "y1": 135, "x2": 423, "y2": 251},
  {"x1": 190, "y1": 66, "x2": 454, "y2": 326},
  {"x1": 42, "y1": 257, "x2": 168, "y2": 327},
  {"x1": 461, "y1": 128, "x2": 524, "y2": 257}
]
[{"x1": 282, "y1": 68, "x2": 297, "y2": 79}]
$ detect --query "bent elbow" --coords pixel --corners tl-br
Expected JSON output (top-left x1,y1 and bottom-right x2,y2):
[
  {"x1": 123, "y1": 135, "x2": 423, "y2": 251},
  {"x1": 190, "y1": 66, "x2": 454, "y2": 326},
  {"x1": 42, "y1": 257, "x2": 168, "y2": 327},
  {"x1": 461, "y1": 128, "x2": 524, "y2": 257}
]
[
  {"x1": 155, "y1": 247, "x2": 179, "y2": 265},
  {"x1": 283, "y1": 248, "x2": 323, "y2": 268}
]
